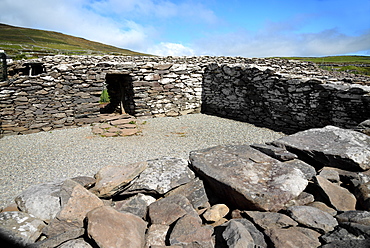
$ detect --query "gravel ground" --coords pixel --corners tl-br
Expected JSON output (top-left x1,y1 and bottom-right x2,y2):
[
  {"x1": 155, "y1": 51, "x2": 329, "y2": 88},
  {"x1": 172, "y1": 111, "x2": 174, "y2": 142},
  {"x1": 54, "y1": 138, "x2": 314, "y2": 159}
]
[{"x1": 0, "y1": 114, "x2": 285, "y2": 208}]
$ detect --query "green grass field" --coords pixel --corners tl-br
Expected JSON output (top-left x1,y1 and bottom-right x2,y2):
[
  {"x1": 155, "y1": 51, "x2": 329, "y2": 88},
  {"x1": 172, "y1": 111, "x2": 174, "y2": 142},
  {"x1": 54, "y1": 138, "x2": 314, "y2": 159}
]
[{"x1": 0, "y1": 23, "x2": 149, "y2": 58}]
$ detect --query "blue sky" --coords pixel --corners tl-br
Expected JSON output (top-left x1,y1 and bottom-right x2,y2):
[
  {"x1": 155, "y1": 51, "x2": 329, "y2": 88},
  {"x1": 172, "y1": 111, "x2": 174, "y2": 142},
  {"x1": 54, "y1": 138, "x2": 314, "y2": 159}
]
[{"x1": 1, "y1": 0, "x2": 369, "y2": 57}]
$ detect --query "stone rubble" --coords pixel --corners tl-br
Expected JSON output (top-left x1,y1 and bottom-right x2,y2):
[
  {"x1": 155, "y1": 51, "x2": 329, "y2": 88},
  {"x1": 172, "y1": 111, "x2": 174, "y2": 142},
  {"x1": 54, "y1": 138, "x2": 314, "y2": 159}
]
[{"x1": 0, "y1": 125, "x2": 370, "y2": 248}]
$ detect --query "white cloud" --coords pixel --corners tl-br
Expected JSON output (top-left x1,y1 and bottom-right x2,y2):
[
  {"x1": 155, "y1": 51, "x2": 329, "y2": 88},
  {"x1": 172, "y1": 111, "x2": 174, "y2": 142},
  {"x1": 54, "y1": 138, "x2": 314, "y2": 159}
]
[{"x1": 147, "y1": 42, "x2": 195, "y2": 56}]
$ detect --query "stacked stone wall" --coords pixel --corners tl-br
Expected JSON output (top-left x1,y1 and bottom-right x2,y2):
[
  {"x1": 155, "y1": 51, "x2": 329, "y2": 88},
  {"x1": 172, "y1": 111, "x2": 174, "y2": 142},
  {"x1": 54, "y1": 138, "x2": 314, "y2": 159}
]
[{"x1": 0, "y1": 55, "x2": 369, "y2": 135}]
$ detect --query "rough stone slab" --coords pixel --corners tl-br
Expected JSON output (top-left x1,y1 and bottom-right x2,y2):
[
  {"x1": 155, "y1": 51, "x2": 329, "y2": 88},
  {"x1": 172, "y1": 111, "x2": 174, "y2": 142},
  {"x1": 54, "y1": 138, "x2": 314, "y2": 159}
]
[
  {"x1": 57, "y1": 238, "x2": 93, "y2": 248},
  {"x1": 321, "y1": 227, "x2": 366, "y2": 244},
  {"x1": 57, "y1": 180, "x2": 104, "y2": 226},
  {"x1": 110, "y1": 118, "x2": 136, "y2": 125},
  {"x1": 244, "y1": 211, "x2": 298, "y2": 230},
  {"x1": 145, "y1": 224, "x2": 170, "y2": 248},
  {"x1": 0, "y1": 211, "x2": 46, "y2": 245},
  {"x1": 355, "y1": 182, "x2": 370, "y2": 210},
  {"x1": 189, "y1": 145, "x2": 313, "y2": 211},
  {"x1": 273, "y1": 125, "x2": 370, "y2": 171},
  {"x1": 86, "y1": 206, "x2": 147, "y2": 248},
  {"x1": 284, "y1": 192, "x2": 315, "y2": 208},
  {"x1": 340, "y1": 222, "x2": 370, "y2": 238},
  {"x1": 251, "y1": 143, "x2": 298, "y2": 161},
  {"x1": 91, "y1": 161, "x2": 147, "y2": 198},
  {"x1": 319, "y1": 167, "x2": 340, "y2": 183},
  {"x1": 119, "y1": 128, "x2": 138, "y2": 136},
  {"x1": 169, "y1": 214, "x2": 214, "y2": 248},
  {"x1": 113, "y1": 193, "x2": 156, "y2": 219},
  {"x1": 320, "y1": 239, "x2": 370, "y2": 248},
  {"x1": 315, "y1": 175, "x2": 357, "y2": 211},
  {"x1": 265, "y1": 227, "x2": 321, "y2": 248},
  {"x1": 286, "y1": 206, "x2": 338, "y2": 233},
  {"x1": 307, "y1": 201, "x2": 337, "y2": 216},
  {"x1": 222, "y1": 219, "x2": 267, "y2": 248},
  {"x1": 15, "y1": 180, "x2": 64, "y2": 222},
  {"x1": 148, "y1": 194, "x2": 198, "y2": 225},
  {"x1": 165, "y1": 177, "x2": 209, "y2": 210},
  {"x1": 70, "y1": 176, "x2": 95, "y2": 189},
  {"x1": 336, "y1": 211, "x2": 370, "y2": 226},
  {"x1": 122, "y1": 157, "x2": 195, "y2": 195}
]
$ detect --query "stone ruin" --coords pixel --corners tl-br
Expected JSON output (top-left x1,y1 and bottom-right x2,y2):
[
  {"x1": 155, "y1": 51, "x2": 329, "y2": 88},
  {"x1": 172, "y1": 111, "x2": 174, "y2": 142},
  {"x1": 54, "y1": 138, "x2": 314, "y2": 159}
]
[
  {"x1": 0, "y1": 55, "x2": 369, "y2": 136},
  {"x1": 0, "y1": 55, "x2": 370, "y2": 247}
]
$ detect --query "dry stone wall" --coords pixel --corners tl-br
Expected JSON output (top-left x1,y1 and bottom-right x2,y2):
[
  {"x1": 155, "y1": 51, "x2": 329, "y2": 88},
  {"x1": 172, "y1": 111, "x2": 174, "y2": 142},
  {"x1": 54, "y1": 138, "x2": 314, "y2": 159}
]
[{"x1": 0, "y1": 55, "x2": 369, "y2": 135}]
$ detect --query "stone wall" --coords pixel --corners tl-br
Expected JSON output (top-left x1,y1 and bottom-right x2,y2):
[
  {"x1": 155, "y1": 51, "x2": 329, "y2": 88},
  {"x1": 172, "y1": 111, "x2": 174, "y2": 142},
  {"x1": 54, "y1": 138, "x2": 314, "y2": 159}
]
[{"x1": 0, "y1": 55, "x2": 369, "y2": 135}]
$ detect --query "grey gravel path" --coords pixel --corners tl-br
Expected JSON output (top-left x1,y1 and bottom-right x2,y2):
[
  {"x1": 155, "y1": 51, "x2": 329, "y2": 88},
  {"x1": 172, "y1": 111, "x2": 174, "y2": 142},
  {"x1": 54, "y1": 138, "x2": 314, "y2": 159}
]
[{"x1": 0, "y1": 114, "x2": 285, "y2": 208}]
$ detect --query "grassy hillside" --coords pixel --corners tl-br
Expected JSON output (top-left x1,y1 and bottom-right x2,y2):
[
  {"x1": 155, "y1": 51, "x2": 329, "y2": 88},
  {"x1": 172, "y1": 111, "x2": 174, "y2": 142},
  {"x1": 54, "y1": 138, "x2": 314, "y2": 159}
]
[
  {"x1": 281, "y1": 55, "x2": 370, "y2": 76},
  {"x1": 0, "y1": 23, "x2": 149, "y2": 59}
]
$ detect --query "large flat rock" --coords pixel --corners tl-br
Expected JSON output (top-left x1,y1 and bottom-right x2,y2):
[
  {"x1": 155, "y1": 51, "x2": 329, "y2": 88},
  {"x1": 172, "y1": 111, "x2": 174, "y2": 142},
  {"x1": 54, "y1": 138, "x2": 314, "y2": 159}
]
[
  {"x1": 273, "y1": 126, "x2": 370, "y2": 171},
  {"x1": 189, "y1": 145, "x2": 314, "y2": 211}
]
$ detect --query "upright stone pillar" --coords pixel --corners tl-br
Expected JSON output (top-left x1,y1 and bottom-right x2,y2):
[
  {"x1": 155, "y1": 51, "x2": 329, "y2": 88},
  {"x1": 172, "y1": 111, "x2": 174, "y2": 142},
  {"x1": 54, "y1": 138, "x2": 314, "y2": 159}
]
[{"x1": 0, "y1": 50, "x2": 7, "y2": 81}]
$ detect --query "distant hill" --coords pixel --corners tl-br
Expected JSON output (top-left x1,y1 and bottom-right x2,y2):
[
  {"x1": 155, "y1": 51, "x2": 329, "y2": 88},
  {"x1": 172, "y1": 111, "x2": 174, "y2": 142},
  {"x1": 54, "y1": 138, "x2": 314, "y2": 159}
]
[{"x1": 0, "y1": 23, "x2": 149, "y2": 59}]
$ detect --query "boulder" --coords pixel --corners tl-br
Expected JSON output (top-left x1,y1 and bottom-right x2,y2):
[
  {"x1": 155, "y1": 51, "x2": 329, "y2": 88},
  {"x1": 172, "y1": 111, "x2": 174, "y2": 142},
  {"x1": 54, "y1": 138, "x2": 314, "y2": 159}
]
[
  {"x1": 57, "y1": 179, "x2": 104, "y2": 226},
  {"x1": 86, "y1": 206, "x2": 147, "y2": 248},
  {"x1": 121, "y1": 157, "x2": 195, "y2": 195},
  {"x1": 113, "y1": 193, "x2": 156, "y2": 219},
  {"x1": 165, "y1": 177, "x2": 209, "y2": 210},
  {"x1": 169, "y1": 214, "x2": 214, "y2": 248},
  {"x1": 190, "y1": 145, "x2": 314, "y2": 211},
  {"x1": 265, "y1": 227, "x2": 321, "y2": 248},
  {"x1": 286, "y1": 206, "x2": 338, "y2": 233},
  {"x1": 314, "y1": 175, "x2": 357, "y2": 211},
  {"x1": 91, "y1": 161, "x2": 147, "y2": 198},
  {"x1": 222, "y1": 219, "x2": 267, "y2": 248},
  {"x1": 0, "y1": 211, "x2": 46, "y2": 246},
  {"x1": 15, "y1": 180, "x2": 64, "y2": 222},
  {"x1": 273, "y1": 125, "x2": 370, "y2": 171},
  {"x1": 355, "y1": 182, "x2": 370, "y2": 210},
  {"x1": 202, "y1": 204, "x2": 229, "y2": 223},
  {"x1": 244, "y1": 211, "x2": 298, "y2": 230},
  {"x1": 336, "y1": 211, "x2": 370, "y2": 225},
  {"x1": 148, "y1": 194, "x2": 198, "y2": 225}
]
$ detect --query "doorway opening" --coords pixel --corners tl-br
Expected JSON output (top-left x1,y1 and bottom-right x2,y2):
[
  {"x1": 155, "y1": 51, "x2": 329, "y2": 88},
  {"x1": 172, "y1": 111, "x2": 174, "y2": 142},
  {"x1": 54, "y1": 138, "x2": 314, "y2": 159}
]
[{"x1": 100, "y1": 74, "x2": 135, "y2": 115}]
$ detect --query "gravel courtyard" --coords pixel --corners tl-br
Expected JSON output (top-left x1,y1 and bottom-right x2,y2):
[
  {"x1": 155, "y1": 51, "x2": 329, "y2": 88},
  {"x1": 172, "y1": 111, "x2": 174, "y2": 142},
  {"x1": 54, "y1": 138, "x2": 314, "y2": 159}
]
[{"x1": 0, "y1": 114, "x2": 285, "y2": 208}]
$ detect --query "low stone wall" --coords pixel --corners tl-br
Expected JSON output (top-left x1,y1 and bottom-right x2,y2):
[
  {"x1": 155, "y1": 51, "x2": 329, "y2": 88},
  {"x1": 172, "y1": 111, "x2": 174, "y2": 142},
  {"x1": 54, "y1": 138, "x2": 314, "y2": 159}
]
[
  {"x1": 0, "y1": 126, "x2": 369, "y2": 247},
  {"x1": 1, "y1": 55, "x2": 369, "y2": 135}
]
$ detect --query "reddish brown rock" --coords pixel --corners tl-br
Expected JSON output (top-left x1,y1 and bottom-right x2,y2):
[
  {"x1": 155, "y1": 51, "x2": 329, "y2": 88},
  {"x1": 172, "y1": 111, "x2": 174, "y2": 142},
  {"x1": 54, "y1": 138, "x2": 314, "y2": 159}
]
[
  {"x1": 202, "y1": 204, "x2": 229, "y2": 222},
  {"x1": 86, "y1": 206, "x2": 147, "y2": 248},
  {"x1": 91, "y1": 162, "x2": 147, "y2": 198},
  {"x1": 315, "y1": 175, "x2": 357, "y2": 211}
]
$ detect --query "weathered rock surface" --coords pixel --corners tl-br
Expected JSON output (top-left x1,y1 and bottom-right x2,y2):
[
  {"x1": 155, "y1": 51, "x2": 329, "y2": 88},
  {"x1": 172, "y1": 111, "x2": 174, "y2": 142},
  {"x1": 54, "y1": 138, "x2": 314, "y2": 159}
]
[
  {"x1": 15, "y1": 180, "x2": 64, "y2": 222},
  {"x1": 1, "y1": 125, "x2": 370, "y2": 248},
  {"x1": 286, "y1": 206, "x2": 338, "y2": 233},
  {"x1": 86, "y1": 206, "x2": 147, "y2": 248},
  {"x1": 0, "y1": 211, "x2": 46, "y2": 245},
  {"x1": 265, "y1": 227, "x2": 321, "y2": 248},
  {"x1": 190, "y1": 144, "x2": 313, "y2": 211},
  {"x1": 244, "y1": 211, "x2": 298, "y2": 230},
  {"x1": 314, "y1": 175, "x2": 357, "y2": 211},
  {"x1": 273, "y1": 125, "x2": 370, "y2": 171},
  {"x1": 355, "y1": 182, "x2": 370, "y2": 210},
  {"x1": 91, "y1": 161, "x2": 147, "y2": 198},
  {"x1": 121, "y1": 157, "x2": 195, "y2": 195}
]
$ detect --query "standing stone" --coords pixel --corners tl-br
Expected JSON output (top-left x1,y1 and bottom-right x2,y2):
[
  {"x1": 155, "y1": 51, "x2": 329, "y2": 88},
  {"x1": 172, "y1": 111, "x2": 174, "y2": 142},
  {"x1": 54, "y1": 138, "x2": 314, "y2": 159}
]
[
  {"x1": 314, "y1": 175, "x2": 357, "y2": 211},
  {"x1": 286, "y1": 206, "x2": 338, "y2": 233},
  {"x1": 0, "y1": 211, "x2": 46, "y2": 246},
  {"x1": 121, "y1": 157, "x2": 195, "y2": 195},
  {"x1": 265, "y1": 227, "x2": 321, "y2": 248},
  {"x1": 91, "y1": 161, "x2": 147, "y2": 198},
  {"x1": 273, "y1": 126, "x2": 370, "y2": 171},
  {"x1": 190, "y1": 145, "x2": 313, "y2": 211},
  {"x1": 86, "y1": 206, "x2": 147, "y2": 248},
  {"x1": 15, "y1": 180, "x2": 63, "y2": 222}
]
